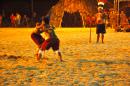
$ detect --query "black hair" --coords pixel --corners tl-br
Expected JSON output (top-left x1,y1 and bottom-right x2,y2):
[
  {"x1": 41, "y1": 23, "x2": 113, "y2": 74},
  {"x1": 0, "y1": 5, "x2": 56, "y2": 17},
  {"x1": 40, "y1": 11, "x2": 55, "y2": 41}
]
[{"x1": 44, "y1": 16, "x2": 50, "y2": 25}]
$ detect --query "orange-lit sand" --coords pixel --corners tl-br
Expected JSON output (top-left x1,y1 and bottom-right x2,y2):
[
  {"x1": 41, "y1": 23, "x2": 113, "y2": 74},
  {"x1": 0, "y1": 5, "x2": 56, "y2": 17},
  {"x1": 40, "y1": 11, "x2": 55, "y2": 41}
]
[{"x1": 0, "y1": 27, "x2": 130, "y2": 86}]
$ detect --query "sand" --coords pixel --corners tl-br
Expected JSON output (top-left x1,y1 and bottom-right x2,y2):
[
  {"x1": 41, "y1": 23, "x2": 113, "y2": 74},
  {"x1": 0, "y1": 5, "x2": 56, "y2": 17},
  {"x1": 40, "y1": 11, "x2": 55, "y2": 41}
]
[{"x1": 0, "y1": 27, "x2": 130, "y2": 86}]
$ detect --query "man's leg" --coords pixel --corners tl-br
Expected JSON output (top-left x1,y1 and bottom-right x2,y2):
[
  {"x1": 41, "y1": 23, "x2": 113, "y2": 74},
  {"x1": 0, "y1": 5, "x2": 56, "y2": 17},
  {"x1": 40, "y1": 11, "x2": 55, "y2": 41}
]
[
  {"x1": 101, "y1": 34, "x2": 104, "y2": 43},
  {"x1": 31, "y1": 33, "x2": 45, "y2": 61},
  {"x1": 55, "y1": 50, "x2": 63, "y2": 62},
  {"x1": 38, "y1": 39, "x2": 50, "y2": 59},
  {"x1": 53, "y1": 39, "x2": 63, "y2": 62},
  {"x1": 31, "y1": 33, "x2": 44, "y2": 48},
  {"x1": 97, "y1": 34, "x2": 100, "y2": 43}
]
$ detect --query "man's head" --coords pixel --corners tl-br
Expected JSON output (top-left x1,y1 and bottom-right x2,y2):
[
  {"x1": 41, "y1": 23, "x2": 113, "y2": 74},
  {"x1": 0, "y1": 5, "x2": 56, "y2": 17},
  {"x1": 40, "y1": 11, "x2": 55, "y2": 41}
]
[
  {"x1": 98, "y1": 7, "x2": 103, "y2": 13},
  {"x1": 44, "y1": 16, "x2": 50, "y2": 25}
]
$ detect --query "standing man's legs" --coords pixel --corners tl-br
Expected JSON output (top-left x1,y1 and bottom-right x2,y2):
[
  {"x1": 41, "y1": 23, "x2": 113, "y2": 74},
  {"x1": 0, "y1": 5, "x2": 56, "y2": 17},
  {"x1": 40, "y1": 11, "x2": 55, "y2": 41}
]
[
  {"x1": 96, "y1": 24, "x2": 105, "y2": 43},
  {"x1": 97, "y1": 33, "x2": 104, "y2": 43}
]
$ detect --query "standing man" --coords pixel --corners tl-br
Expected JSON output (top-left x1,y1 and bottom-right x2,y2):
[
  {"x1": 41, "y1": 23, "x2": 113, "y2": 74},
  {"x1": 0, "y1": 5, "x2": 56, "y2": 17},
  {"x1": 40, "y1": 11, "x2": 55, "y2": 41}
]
[
  {"x1": 95, "y1": 7, "x2": 106, "y2": 43},
  {"x1": 16, "y1": 13, "x2": 21, "y2": 27},
  {"x1": 10, "y1": 13, "x2": 16, "y2": 27},
  {"x1": 0, "y1": 14, "x2": 2, "y2": 27}
]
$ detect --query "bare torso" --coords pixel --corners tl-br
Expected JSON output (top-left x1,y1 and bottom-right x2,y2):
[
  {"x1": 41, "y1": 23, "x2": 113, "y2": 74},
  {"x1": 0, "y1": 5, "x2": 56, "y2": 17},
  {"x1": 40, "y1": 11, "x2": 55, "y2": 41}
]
[{"x1": 96, "y1": 13, "x2": 105, "y2": 24}]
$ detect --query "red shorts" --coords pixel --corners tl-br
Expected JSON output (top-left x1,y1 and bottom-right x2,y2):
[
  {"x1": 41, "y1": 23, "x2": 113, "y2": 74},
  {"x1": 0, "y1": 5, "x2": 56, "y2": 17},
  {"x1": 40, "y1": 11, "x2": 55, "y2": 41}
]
[{"x1": 41, "y1": 39, "x2": 51, "y2": 50}]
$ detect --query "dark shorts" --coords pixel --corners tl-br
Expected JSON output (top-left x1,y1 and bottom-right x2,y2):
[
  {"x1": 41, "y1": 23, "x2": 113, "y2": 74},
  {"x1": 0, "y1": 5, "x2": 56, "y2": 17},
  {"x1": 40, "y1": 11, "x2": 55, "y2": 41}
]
[
  {"x1": 46, "y1": 38, "x2": 60, "y2": 51},
  {"x1": 96, "y1": 24, "x2": 106, "y2": 34},
  {"x1": 31, "y1": 33, "x2": 45, "y2": 48}
]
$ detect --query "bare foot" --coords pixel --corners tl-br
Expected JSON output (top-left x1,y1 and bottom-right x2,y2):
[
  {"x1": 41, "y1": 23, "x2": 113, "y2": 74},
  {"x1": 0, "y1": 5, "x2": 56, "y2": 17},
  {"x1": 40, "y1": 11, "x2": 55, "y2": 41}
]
[
  {"x1": 43, "y1": 57, "x2": 48, "y2": 60},
  {"x1": 42, "y1": 59, "x2": 47, "y2": 64},
  {"x1": 35, "y1": 54, "x2": 40, "y2": 61},
  {"x1": 96, "y1": 41, "x2": 99, "y2": 43},
  {"x1": 60, "y1": 59, "x2": 65, "y2": 62}
]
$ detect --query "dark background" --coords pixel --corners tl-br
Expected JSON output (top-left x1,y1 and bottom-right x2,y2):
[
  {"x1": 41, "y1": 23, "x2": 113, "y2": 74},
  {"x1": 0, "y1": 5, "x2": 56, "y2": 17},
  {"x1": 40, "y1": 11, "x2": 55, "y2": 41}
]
[
  {"x1": 0, "y1": 0, "x2": 129, "y2": 17},
  {"x1": 0, "y1": 0, "x2": 59, "y2": 17},
  {"x1": 0, "y1": 0, "x2": 130, "y2": 25}
]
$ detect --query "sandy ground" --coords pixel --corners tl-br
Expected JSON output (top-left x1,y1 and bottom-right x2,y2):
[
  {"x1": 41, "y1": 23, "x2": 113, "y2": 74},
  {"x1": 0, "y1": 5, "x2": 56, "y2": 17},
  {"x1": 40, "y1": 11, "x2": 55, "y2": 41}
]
[{"x1": 0, "y1": 27, "x2": 130, "y2": 86}]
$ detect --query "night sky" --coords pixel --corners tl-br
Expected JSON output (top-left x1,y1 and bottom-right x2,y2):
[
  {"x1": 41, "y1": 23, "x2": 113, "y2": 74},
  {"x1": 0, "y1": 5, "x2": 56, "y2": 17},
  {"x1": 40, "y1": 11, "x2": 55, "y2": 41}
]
[{"x1": 0, "y1": 0, "x2": 59, "y2": 17}]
